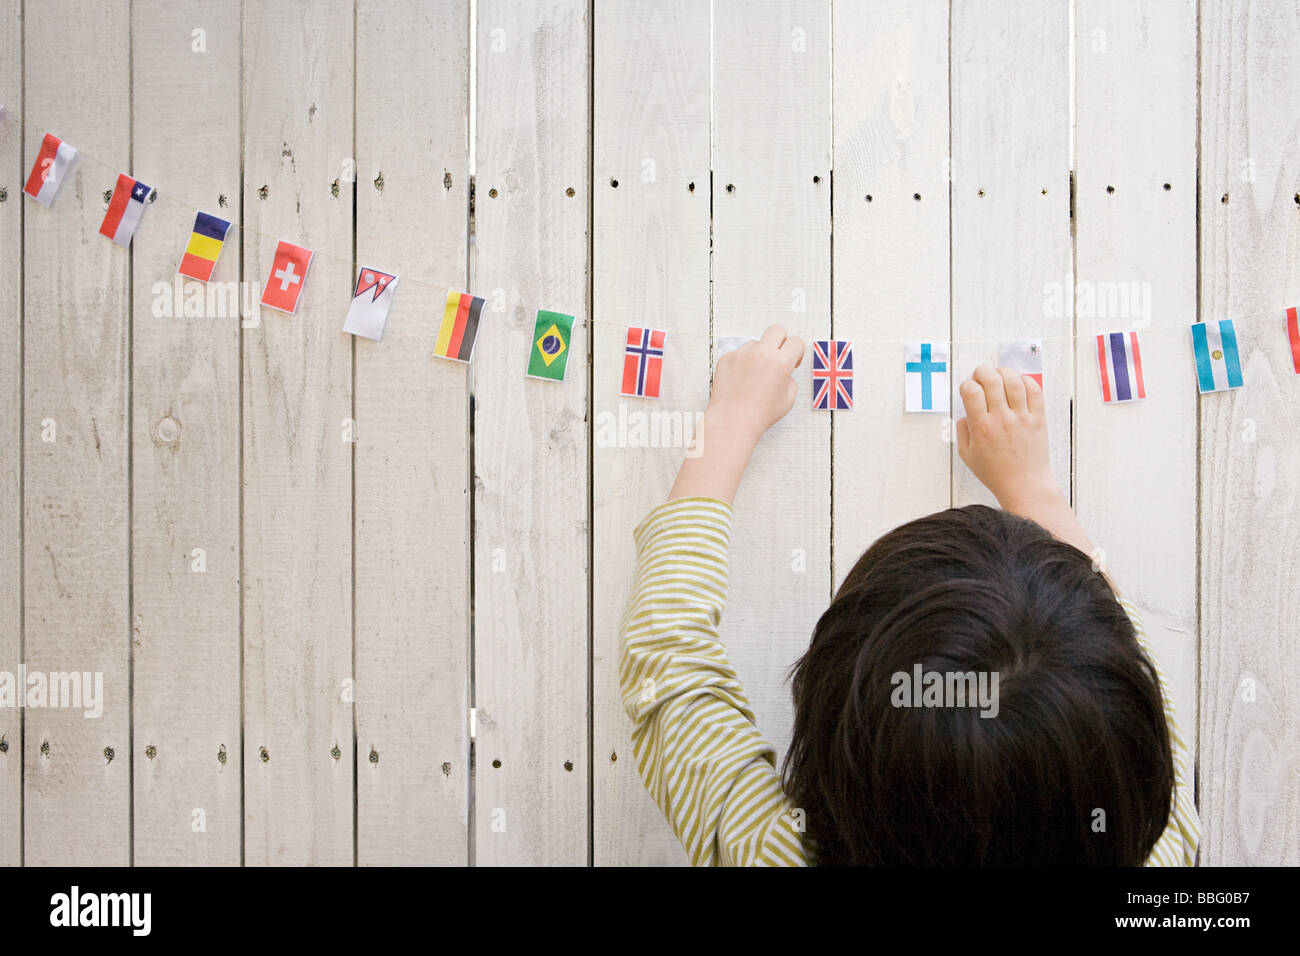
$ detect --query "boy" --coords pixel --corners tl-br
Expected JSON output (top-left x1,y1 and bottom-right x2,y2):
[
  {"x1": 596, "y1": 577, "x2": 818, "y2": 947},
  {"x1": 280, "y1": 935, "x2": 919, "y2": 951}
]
[{"x1": 620, "y1": 325, "x2": 1200, "y2": 865}]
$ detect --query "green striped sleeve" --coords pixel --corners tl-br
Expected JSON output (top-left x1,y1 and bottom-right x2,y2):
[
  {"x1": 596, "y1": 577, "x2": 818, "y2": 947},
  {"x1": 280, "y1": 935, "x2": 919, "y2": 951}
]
[
  {"x1": 620, "y1": 496, "x2": 807, "y2": 867},
  {"x1": 1118, "y1": 597, "x2": 1201, "y2": 867}
]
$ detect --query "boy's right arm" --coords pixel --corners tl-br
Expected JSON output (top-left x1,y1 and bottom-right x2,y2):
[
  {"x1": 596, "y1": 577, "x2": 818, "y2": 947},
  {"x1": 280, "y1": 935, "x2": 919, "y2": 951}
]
[{"x1": 955, "y1": 365, "x2": 1118, "y2": 592}]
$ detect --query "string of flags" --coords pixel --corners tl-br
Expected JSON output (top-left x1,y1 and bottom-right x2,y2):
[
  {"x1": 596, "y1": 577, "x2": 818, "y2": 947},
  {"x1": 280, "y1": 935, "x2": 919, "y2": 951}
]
[{"x1": 16, "y1": 126, "x2": 1300, "y2": 405}]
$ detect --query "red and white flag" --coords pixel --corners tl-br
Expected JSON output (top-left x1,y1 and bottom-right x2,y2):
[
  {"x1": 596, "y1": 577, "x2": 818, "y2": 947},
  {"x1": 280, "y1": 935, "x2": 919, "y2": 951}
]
[
  {"x1": 24, "y1": 132, "x2": 77, "y2": 207},
  {"x1": 999, "y1": 338, "x2": 1044, "y2": 388},
  {"x1": 342, "y1": 266, "x2": 399, "y2": 341},
  {"x1": 1287, "y1": 306, "x2": 1300, "y2": 375},
  {"x1": 99, "y1": 174, "x2": 152, "y2": 246},
  {"x1": 260, "y1": 239, "x2": 314, "y2": 315}
]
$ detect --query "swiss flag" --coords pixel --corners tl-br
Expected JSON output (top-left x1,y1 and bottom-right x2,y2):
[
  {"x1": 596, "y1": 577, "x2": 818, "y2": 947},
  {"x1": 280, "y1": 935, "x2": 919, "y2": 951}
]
[{"x1": 260, "y1": 239, "x2": 314, "y2": 314}]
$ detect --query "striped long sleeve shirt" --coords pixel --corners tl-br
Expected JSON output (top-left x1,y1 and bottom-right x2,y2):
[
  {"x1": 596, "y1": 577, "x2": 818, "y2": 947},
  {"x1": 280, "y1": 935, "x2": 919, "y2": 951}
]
[{"x1": 619, "y1": 495, "x2": 1201, "y2": 867}]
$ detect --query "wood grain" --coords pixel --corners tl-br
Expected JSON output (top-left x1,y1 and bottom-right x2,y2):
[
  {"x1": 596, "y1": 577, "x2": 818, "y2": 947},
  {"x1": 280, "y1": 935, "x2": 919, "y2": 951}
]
[
  {"x1": 832, "y1": 0, "x2": 952, "y2": 586},
  {"x1": 241, "y1": 0, "x2": 354, "y2": 865},
  {"x1": 592, "y1": 0, "x2": 711, "y2": 866},
  {"x1": 1199, "y1": 0, "x2": 1300, "y2": 865},
  {"x1": 130, "y1": 0, "x2": 243, "y2": 866},
  {"x1": 712, "y1": 0, "x2": 831, "y2": 758},
  {"x1": 1074, "y1": 0, "x2": 1198, "y2": 749},
  {"x1": 353, "y1": 0, "x2": 470, "y2": 868},
  {"x1": 22, "y1": 0, "x2": 132, "y2": 866},
  {"x1": 472, "y1": 0, "x2": 590, "y2": 866}
]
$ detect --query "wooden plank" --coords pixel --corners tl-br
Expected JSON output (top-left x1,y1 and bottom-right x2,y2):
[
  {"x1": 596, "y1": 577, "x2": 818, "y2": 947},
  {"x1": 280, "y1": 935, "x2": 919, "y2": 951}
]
[
  {"x1": 0, "y1": 0, "x2": 20, "y2": 868},
  {"x1": 1200, "y1": 0, "x2": 1300, "y2": 865},
  {"x1": 472, "y1": 0, "x2": 589, "y2": 865},
  {"x1": 951, "y1": 0, "x2": 1071, "y2": 504},
  {"x1": 712, "y1": 0, "x2": 829, "y2": 755},
  {"x1": 831, "y1": 0, "x2": 951, "y2": 588},
  {"x1": 241, "y1": 0, "x2": 353, "y2": 864},
  {"x1": 130, "y1": 0, "x2": 242, "y2": 867},
  {"x1": 1074, "y1": 0, "x2": 1198, "y2": 750},
  {"x1": 22, "y1": 0, "x2": 132, "y2": 865},
  {"x1": 592, "y1": 0, "x2": 711, "y2": 866},
  {"x1": 354, "y1": 0, "x2": 470, "y2": 867}
]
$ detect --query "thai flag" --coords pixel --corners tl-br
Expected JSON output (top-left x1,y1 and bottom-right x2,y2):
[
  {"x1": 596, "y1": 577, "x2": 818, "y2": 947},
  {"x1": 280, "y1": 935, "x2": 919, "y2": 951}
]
[
  {"x1": 23, "y1": 132, "x2": 77, "y2": 207},
  {"x1": 99, "y1": 173, "x2": 152, "y2": 247},
  {"x1": 1190, "y1": 319, "x2": 1244, "y2": 393},
  {"x1": 812, "y1": 340, "x2": 853, "y2": 410},
  {"x1": 621, "y1": 326, "x2": 666, "y2": 398},
  {"x1": 1095, "y1": 330, "x2": 1146, "y2": 403}
]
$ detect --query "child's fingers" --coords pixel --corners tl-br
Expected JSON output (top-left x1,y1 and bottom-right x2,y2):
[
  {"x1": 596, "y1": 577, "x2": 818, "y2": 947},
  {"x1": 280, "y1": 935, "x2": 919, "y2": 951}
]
[
  {"x1": 999, "y1": 366, "x2": 1028, "y2": 411},
  {"x1": 1024, "y1": 374, "x2": 1045, "y2": 416},
  {"x1": 779, "y1": 334, "x2": 805, "y2": 368},
  {"x1": 971, "y1": 365, "x2": 1009, "y2": 412},
  {"x1": 759, "y1": 324, "x2": 788, "y2": 349},
  {"x1": 959, "y1": 376, "x2": 989, "y2": 417}
]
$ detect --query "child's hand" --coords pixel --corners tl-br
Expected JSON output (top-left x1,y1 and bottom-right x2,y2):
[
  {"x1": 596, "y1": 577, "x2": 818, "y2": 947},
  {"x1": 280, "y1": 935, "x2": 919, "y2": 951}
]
[
  {"x1": 956, "y1": 365, "x2": 1059, "y2": 510},
  {"x1": 708, "y1": 324, "x2": 805, "y2": 441},
  {"x1": 667, "y1": 324, "x2": 803, "y2": 504}
]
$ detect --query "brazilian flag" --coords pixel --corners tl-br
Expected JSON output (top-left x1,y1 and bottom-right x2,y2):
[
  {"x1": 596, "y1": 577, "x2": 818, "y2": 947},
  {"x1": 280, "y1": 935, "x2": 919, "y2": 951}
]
[{"x1": 526, "y1": 309, "x2": 575, "y2": 382}]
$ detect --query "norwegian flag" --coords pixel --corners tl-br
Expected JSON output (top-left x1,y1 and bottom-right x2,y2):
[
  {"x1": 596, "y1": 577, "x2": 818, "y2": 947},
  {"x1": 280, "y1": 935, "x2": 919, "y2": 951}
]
[
  {"x1": 260, "y1": 239, "x2": 315, "y2": 315},
  {"x1": 812, "y1": 339, "x2": 853, "y2": 410},
  {"x1": 621, "y1": 326, "x2": 666, "y2": 398},
  {"x1": 99, "y1": 174, "x2": 152, "y2": 247}
]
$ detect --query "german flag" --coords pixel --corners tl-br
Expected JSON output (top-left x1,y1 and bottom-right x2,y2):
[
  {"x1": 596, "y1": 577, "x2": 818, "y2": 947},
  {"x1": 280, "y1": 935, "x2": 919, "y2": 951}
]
[{"x1": 434, "y1": 290, "x2": 485, "y2": 362}]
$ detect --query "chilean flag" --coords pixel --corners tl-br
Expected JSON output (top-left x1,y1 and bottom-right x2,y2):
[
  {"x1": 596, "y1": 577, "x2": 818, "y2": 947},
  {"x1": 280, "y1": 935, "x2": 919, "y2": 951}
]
[
  {"x1": 23, "y1": 132, "x2": 77, "y2": 207},
  {"x1": 99, "y1": 174, "x2": 152, "y2": 246}
]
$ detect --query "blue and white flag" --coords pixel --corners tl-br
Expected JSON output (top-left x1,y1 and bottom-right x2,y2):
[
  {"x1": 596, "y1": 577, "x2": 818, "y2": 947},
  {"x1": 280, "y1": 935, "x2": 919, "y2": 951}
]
[
  {"x1": 905, "y1": 341, "x2": 949, "y2": 412},
  {"x1": 1190, "y1": 319, "x2": 1243, "y2": 393}
]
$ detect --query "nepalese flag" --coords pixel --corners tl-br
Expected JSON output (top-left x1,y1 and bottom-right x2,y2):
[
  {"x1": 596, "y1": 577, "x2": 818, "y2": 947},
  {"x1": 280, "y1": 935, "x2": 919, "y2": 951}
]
[
  {"x1": 178, "y1": 212, "x2": 232, "y2": 282},
  {"x1": 813, "y1": 340, "x2": 854, "y2": 410},
  {"x1": 434, "y1": 290, "x2": 485, "y2": 362},
  {"x1": 259, "y1": 239, "x2": 314, "y2": 315},
  {"x1": 904, "y1": 340, "x2": 948, "y2": 413},
  {"x1": 1286, "y1": 307, "x2": 1300, "y2": 375},
  {"x1": 1190, "y1": 319, "x2": 1244, "y2": 393},
  {"x1": 1095, "y1": 330, "x2": 1146, "y2": 403},
  {"x1": 342, "y1": 267, "x2": 399, "y2": 341},
  {"x1": 998, "y1": 338, "x2": 1044, "y2": 388},
  {"x1": 527, "y1": 310, "x2": 575, "y2": 382},
  {"x1": 98, "y1": 174, "x2": 153, "y2": 246},
  {"x1": 24, "y1": 132, "x2": 77, "y2": 207},
  {"x1": 621, "y1": 327, "x2": 667, "y2": 398}
]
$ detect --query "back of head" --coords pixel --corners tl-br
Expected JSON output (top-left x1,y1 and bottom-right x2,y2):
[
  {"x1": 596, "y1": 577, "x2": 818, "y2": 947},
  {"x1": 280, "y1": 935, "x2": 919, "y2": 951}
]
[{"x1": 782, "y1": 504, "x2": 1173, "y2": 865}]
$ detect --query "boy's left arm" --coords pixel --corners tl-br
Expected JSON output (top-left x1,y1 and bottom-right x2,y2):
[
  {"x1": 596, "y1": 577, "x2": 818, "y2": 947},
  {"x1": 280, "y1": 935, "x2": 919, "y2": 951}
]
[{"x1": 619, "y1": 326, "x2": 809, "y2": 866}]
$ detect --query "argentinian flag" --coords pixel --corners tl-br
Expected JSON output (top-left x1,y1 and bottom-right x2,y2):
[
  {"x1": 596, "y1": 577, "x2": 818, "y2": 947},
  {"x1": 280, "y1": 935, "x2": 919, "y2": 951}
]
[{"x1": 1191, "y1": 319, "x2": 1244, "y2": 393}]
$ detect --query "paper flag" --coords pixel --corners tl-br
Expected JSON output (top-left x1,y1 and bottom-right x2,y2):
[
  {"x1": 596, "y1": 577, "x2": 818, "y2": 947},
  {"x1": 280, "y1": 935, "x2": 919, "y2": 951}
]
[
  {"x1": 1096, "y1": 331, "x2": 1146, "y2": 403},
  {"x1": 260, "y1": 240, "x2": 314, "y2": 315},
  {"x1": 1190, "y1": 319, "x2": 1243, "y2": 393},
  {"x1": 813, "y1": 340, "x2": 853, "y2": 410},
  {"x1": 435, "y1": 290, "x2": 485, "y2": 362},
  {"x1": 97, "y1": 174, "x2": 152, "y2": 247},
  {"x1": 24, "y1": 132, "x2": 77, "y2": 207},
  {"x1": 1287, "y1": 307, "x2": 1300, "y2": 375},
  {"x1": 716, "y1": 335, "x2": 756, "y2": 359},
  {"x1": 622, "y1": 327, "x2": 666, "y2": 398},
  {"x1": 904, "y1": 341, "x2": 949, "y2": 412},
  {"x1": 178, "y1": 212, "x2": 232, "y2": 282},
  {"x1": 527, "y1": 310, "x2": 575, "y2": 382},
  {"x1": 998, "y1": 338, "x2": 1043, "y2": 388},
  {"x1": 343, "y1": 267, "x2": 399, "y2": 341}
]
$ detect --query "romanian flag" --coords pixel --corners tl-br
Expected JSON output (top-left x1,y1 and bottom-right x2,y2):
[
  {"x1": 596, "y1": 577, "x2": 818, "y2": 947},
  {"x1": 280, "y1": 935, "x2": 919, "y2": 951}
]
[
  {"x1": 434, "y1": 290, "x2": 485, "y2": 363},
  {"x1": 178, "y1": 212, "x2": 231, "y2": 282}
]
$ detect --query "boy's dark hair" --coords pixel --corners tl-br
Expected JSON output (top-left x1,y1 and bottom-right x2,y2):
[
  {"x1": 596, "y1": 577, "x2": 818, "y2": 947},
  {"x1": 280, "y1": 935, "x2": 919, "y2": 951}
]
[{"x1": 782, "y1": 504, "x2": 1174, "y2": 866}]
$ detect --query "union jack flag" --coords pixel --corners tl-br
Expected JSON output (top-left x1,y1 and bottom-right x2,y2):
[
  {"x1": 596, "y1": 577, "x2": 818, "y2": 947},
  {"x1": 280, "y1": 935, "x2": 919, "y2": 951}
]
[{"x1": 812, "y1": 339, "x2": 853, "y2": 410}]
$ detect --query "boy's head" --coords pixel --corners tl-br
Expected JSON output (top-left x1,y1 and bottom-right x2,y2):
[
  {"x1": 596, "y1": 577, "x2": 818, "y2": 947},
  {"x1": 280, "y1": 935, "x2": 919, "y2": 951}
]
[{"x1": 782, "y1": 504, "x2": 1173, "y2": 865}]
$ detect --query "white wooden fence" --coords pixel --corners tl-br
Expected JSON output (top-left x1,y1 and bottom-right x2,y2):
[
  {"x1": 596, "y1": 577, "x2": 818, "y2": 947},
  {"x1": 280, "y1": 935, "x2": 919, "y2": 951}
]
[{"x1": 0, "y1": 0, "x2": 1295, "y2": 866}]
